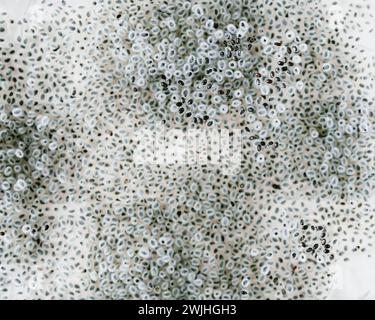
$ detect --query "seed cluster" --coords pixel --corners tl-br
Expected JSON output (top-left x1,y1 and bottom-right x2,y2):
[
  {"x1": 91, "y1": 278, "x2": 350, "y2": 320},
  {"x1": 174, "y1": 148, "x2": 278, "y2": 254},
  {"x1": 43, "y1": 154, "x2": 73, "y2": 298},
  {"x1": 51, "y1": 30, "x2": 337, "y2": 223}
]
[
  {"x1": 0, "y1": 2, "x2": 91, "y2": 299},
  {"x1": 1, "y1": 0, "x2": 375, "y2": 300}
]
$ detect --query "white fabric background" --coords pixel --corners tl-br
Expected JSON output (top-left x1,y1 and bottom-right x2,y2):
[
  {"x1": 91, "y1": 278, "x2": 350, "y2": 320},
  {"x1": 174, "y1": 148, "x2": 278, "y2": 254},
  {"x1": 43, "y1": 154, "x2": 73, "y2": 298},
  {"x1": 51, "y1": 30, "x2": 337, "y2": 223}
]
[{"x1": 1, "y1": 0, "x2": 375, "y2": 300}]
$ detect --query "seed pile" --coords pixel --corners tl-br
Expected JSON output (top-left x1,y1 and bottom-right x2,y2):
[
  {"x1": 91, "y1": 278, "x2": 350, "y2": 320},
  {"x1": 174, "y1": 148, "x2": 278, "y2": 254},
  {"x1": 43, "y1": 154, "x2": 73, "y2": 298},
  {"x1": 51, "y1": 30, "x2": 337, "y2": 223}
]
[
  {"x1": 1, "y1": 0, "x2": 375, "y2": 299},
  {"x1": 0, "y1": 2, "x2": 92, "y2": 299}
]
